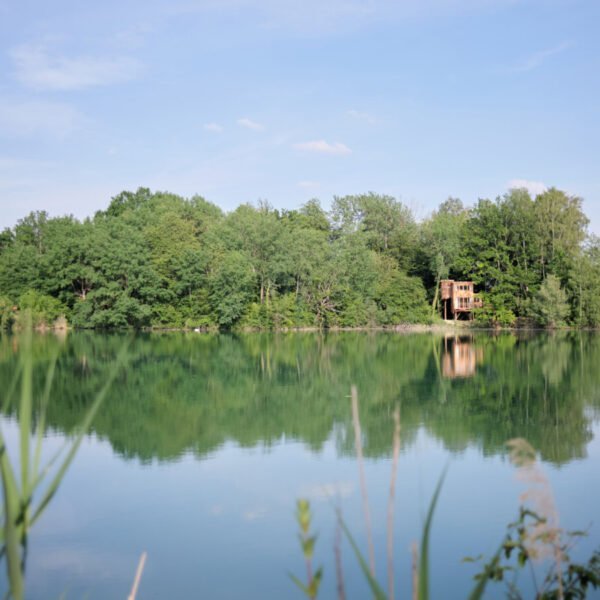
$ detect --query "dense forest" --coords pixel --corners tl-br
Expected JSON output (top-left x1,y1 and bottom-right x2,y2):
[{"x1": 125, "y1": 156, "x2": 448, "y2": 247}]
[{"x1": 1, "y1": 187, "x2": 599, "y2": 330}]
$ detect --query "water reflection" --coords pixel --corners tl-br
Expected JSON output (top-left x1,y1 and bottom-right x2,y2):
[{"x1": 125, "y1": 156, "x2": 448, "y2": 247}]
[
  {"x1": 441, "y1": 335, "x2": 483, "y2": 379},
  {"x1": 2, "y1": 331, "x2": 600, "y2": 600},
  {"x1": 0, "y1": 331, "x2": 599, "y2": 466}
]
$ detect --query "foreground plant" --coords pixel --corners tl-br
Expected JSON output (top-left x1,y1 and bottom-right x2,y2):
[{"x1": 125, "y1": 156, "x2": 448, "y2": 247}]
[
  {"x1": 0, "y1": 323, "x2": 129, "y2": 600},
  {"x1": 467, "y1": 439, "x2": 600, "y2": 600},
  {"x1": 291, "y1": 499, "x2": 323, "y2": 599},
  {"x1": 468, "y1": 507, "x2": 600, "y2": 600},
  {"x1": 290, "y1": 393, "x2": 600, "y2": 600}
]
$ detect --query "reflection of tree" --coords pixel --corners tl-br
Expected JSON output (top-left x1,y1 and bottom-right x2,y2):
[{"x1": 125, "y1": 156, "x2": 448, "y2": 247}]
[
  {"x1": 0, "y1": 332, "x2": 598, "y2": 466},
  {"x1": 422, "y1": 333, "x2": 596, "y2": 463}
]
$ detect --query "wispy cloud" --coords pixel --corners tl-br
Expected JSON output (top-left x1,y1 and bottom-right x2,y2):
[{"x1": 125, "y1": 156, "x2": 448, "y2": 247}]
[
  {"x1": 237, "y1": 117, "x2": 264, "y2": 131},
  {"x1": 0, "y1": 156, "x2": 55, "y2": 190},
  {"x1": 298, "y1": 180, "x2": 320, "y2": 189},
  {"x1": 0, "y1": 100, "x2": 85, "y2": 137},
  {"x1": 10, "y1": 43, "x2": 143, "y2": 91},
  {"x1": 167, "y1": 0, "x2": 517, "y2": 35},
  {"x1": 111, "y1": 23, "x2": 154, "y2": 49},
  {"x1": 204, "y1": 122, "x2": 223, "y2": 133},
  {"x1": 293, "y1": 140, "x2": 351, "y2": 155},
  {"x1": 0, "y1": 156, "x2": 53, "y2": 170},
  {"x1": 299, "y1": 481, "x2": 355, "y2": 501},
  {"x1": 511, "y1": 42, "x2": 571, "y2": 73},
  {"x1": 169, "y1": 0, "x2": 375, "y2": 33},
  {"x1": 347, "y1": 109, "x2": 376, "y2": 124},
  {"x1": 507, "y1": 179, "x2": 547, "y2": 197}
]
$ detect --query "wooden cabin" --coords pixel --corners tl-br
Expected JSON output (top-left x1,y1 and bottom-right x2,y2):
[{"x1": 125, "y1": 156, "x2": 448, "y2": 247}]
[{"x1": 440, "y1": 280, "x2": 482, "y2": 320}]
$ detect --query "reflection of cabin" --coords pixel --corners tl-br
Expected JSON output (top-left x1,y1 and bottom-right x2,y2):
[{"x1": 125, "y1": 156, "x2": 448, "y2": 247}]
[
  {"x1": 440, "y1": 280, "x2": 482, "y2": 320},
  {"x1": 441, "y1": 336, "x2": 483, "y2": 379}
]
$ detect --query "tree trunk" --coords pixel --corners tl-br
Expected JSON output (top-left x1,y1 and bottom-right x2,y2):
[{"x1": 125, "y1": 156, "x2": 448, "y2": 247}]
[{"x1": 431, "y1": 277, "x2": 440, "y2": 318}]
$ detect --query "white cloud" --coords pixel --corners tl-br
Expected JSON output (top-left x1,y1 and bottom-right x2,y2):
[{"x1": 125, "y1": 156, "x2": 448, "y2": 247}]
[
  {"x1": 0, "y1": 100, "x2": 85, "y2": 138},
  {"x1": 507, "y1": 179, "x2": 547, "y2": 197},
  {"x1": 237, "y1": 117, "x2": 264, "y2": 131},
  {"x1": 511, "y1": 42, "x2": 571, "y2": 73},
  {"x1": 293, "y1": 140, "x2": 351, "y2": 155},
  {"x1": 347, "y1": 109, "x2": 376, "y2": 124},
  {"x1": 10, "y1": 43, "x2": 143, "y2": 91},
  {"x1": 204, "y1": 122, "x2": 223, "y2": 133},
  {"x1": 298, "y1": 180, "x2": 320, "y2": 189}
]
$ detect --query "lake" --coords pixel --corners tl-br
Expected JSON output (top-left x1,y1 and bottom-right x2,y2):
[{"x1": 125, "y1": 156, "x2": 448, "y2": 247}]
[{"x1": 1, "y1": 331, "x2": 600, "y2": 599}]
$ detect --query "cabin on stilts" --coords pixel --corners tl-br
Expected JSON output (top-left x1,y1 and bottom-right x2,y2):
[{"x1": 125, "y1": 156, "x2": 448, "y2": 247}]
[{"x1": 440, "y1": 280, "x2": 482, "y2": 321}]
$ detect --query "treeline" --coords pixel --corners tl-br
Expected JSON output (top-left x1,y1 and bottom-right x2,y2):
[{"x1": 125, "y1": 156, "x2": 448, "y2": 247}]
[{"x1": 0, "y1": 187, "x2": 599, "y2": 329}]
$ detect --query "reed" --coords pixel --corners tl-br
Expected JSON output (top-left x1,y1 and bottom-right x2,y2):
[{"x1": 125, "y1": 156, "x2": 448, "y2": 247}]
[
  {"x1": 0, "y1": 319, "x2": 129, "y2": 600},
  {"x1": 128, "y1": 552, "x2": 148, "y2": 600},
  {"x1": 338, "y1": 387, "x2": 446, "y2": 600},
  {"x1": 386, "y1": 407, "x2": 400, "y2": 600},
  {"x1": 291, "y1": 388, "x2": 599, "y2": 600}
]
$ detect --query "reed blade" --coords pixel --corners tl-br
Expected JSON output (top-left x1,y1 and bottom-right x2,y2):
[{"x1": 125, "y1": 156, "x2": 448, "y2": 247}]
[
  {"x1": 339, "y1": 517, "x2": 388, "y2": 600},
  {"x1": 31, "y1": 340, "x2": 129, "y2": 526},
  {"x1": 418, "y1": 465, "x2": 448, "y2": 600}
]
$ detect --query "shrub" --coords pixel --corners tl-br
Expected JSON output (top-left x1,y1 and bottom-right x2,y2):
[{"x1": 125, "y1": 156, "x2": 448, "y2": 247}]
[
  {"x1": 0, "y1": 295, "x2": 15, "y2": 330},
  {"x1": 17, "y1": 290, "x2": 68, "y2": 329}
]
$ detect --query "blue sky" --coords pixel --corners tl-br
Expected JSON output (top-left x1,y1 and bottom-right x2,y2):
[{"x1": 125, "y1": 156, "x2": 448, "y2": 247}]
[{"x1": 1, "y1": 0, "x2": 599, "y2": 231}]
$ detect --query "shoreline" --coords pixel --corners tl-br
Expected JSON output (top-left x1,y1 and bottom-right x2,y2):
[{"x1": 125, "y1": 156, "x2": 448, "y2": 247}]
[
  {"x1": 144, "y1": 322, "x2": 600, "y2": 333},
  {"x1": 9, "y1": 321, "x2": 600, "y2": 334}
]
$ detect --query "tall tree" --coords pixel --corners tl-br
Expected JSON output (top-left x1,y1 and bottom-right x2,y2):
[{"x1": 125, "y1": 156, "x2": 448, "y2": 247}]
[
  {"x1": 331, "y1": 192, "x2": 417, "y2": 269},
  {"x1": 534, "y1": 188, "x2": 588, "y2": 279},
  {"x1": 418, "y1": 197, "x2": 468, "y2": 314}
]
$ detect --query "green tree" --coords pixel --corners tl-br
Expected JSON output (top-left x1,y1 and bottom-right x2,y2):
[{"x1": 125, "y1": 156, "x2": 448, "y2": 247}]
[
  {"x1": 418, "y1": 197, "x2": 468, "y2": 314},
  {"x1": 209, "y1": 250, "x2": 255, "y2": 327},
  {"x1": 534, "y1": 188, "x2": 588, "y2": 279},
  {"x1": 331, "y1": 192, "x2": 417, "y2": 269},
  {"x1": 531, "y1": 275, "x2": 570, "y2": 328},
  {"x1": 17, "y1": 290, "x2": 67, "y2": 328},
  {"x1": 0, "y1": 296, "x2": 15, "y2": 330}
]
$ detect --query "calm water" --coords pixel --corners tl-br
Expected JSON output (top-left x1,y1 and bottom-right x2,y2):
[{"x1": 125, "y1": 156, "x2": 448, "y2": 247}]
[{"x1": 1, "y1": 331, "x2": 600, "y2": 599}]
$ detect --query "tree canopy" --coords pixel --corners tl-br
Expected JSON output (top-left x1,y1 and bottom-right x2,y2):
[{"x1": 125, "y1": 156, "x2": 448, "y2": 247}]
[{"x1": 0, "y1": 186, "x2": 596, "y2": 330}]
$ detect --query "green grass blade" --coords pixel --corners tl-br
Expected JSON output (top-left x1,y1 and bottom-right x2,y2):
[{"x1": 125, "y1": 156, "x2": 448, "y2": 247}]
[
  {"x1": 33, "y1": 351, "x2": 58, "y2": 480},
  {"x1": 418, "y1": 465, "x2": 449, "y2": 600},
  {"x1": 1, "y1": 362, "x2": 22, "y2": 414},
  {"x1": 30, "y1": 340, "x2": 130, "y2": 527},
  {"x1": 30, "y1": 439, "x2": 69, "y2": 492},
  {"x1": 19, "y1": 331, "x2": 33, "y2": 507},
  {"x1": 0, "y1": 431, "x2": 25, "y2": 600},
  {"x1": 339, "y1": 517, "x2": 388, "y2": 600}
]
